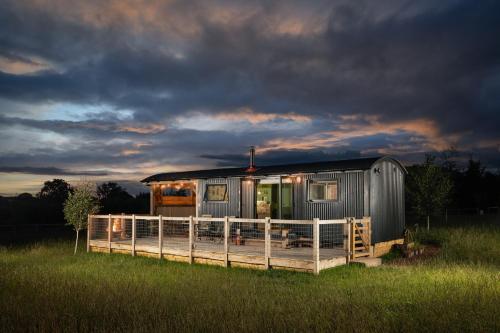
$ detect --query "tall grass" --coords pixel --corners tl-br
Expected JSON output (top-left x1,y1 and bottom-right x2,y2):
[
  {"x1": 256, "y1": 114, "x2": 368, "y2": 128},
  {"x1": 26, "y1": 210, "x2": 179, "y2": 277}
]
[{"x1": 1, "y1": 224, "x2": 499, "y2": 332}]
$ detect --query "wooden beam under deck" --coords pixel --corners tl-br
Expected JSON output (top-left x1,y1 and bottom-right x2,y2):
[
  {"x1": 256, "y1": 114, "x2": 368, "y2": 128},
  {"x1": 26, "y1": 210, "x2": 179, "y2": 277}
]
[{"x1": 89, "y1": 238, "x2": 346, "y2": 273}]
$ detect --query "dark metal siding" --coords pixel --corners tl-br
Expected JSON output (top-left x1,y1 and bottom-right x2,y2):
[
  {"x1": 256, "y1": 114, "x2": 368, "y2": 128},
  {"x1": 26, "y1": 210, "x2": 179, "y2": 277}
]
[
  {"x1": 241, "y1": 179, "x2": 255, "y2": 218},
  {"x1": 198, "y1": 178, "x2": 241, "y2": 217},
  {"x1": 293, "y1": 171, "x2": 365, "y2": 220},
  {"x1": 369, "y1": 160, "x2": 405, "y2": 243}
]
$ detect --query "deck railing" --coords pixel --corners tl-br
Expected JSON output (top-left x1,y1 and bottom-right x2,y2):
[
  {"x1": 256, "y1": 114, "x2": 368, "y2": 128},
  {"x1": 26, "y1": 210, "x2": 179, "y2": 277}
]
[{"x1": 87, "y1": 215, "x2": 371, "y2": 274}]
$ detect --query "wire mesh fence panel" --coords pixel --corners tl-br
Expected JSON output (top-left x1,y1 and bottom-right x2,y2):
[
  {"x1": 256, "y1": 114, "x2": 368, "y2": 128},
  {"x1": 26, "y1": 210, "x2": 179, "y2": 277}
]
[
  {"x1": 162, "y1": 218, "x2": 189, "y2": 251},
  {"x1": 269, "y1": 222, "x2": 313, "y2": 261},
  {"x1": 90, "y1": 217, "x2": 108, "y2": 241},
  {"x1": 109, "y1": 216, "x2": 133, "y2": 243},
  {"x1": 319, "y1": 223, "x2": 346, "y2": 259},
  {"x1": 194, "y1": 219, "x2": 224, "y2": 253},
  {"x1": 228, "y1": 221, "x2": 265, "y2": 256},
  {"x1": 135, "y1": 218, "x2": 159, "y2": 249}
]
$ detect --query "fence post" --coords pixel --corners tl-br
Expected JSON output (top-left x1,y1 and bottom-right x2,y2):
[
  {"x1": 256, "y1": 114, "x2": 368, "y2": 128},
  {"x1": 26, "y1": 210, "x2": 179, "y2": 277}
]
[
  {"x1": 343, "y1": 218, "x2": 350, "y2": 264},
  {"x1": 87, "y1": 214, "x2": 91, "y2": 253},
  {"x1": 264, "y1": 217, "x2": 270, "y2": 270},
  {"x1": 158, "y1": 215, "x2": 163, "y2": 259},
  {"x1": 108, "y1": 214, "x2": 112, "y2": 253},
  {"x1": 313, "y1": 218, "x2": 320, "y2": 275},
  {"x1": 351, "y1": 218, "x2": 355, "y2": 260},
  {"x1": 367, "y1": 217, "x2": 372, "y2": 256},
  {"x1": 224, "y1": 216, "x2": 229, "y2": 267},
  {"x1": 132, "y1": 214, "x2": 136, "y2": 256},
  {"x1": 189, "y1": 216, "x2": 194, "y2": 264}
]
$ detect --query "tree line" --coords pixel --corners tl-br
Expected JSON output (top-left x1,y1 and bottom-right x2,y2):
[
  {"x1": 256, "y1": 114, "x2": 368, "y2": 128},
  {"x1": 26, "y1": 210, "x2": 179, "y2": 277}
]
[
  {"x1": 406, "y1": 155, "x2": 500, "y2": 228},
  {"x1": 0, "y1": 180, "x2": 149, "y2": 226}
]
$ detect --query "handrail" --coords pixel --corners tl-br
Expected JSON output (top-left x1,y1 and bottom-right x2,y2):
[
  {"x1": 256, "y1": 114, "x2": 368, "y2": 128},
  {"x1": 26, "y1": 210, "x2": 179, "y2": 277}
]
[{"x1": 89, "y1": 214, "x2": 351, "y2": 225}]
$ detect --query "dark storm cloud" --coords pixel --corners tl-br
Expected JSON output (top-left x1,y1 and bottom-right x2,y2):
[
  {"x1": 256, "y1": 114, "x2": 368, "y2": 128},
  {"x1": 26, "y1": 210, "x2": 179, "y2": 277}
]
[
  {"x1": 0, "y1": 166, "x2": 109, "y2": 176},
  {"x1": 0, "y1": 0, "x2": 499, "y2": 191},
  {"x1": 201, "y1": 150, "x2": 363, "y2": 167}
]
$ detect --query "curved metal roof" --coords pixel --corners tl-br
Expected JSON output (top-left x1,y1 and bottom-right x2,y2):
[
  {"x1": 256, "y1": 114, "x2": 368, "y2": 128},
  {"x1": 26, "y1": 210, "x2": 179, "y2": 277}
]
[{"x1": 141, "y1": 156, "x2": 406, "y2": 183}]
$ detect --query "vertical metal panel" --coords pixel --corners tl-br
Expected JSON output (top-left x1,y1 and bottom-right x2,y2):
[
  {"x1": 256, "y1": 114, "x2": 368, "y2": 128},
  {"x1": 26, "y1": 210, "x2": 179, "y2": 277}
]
[
  {"x1": 363, "y1": 170, "x2": 370, "y2": 216},
  {"x1": 293, "y1": 171, "x2": 365, "y2": 220},
  {"x1": 198, "y1": 178, "x2": 241, "y2": 217},
  {"x1": 369, "y1": 160, "x2": 405, "y2": 243},
  {"x1": 241, "y1": 179, "x2": 255, "y2": 218}
]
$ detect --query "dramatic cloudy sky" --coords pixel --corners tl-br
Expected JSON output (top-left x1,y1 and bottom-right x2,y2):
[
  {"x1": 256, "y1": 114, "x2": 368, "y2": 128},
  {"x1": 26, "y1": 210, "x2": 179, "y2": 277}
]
[{"x1": 0, "y1": 0, "x2": 499, "y2": 195}]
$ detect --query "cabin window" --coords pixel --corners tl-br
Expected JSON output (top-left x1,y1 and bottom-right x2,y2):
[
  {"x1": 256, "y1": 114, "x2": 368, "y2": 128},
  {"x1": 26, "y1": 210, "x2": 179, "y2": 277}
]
[
  {"x1": 162, "y1": 186, "x2": 192, "y2": 197},
  {"x1": 308, "y1": 180, "x2": 338, "y2": 201},
  {"x1": 159, "y1": 183, "x2": 196, "y2": 206},
  {"x1": 205, "y1": 184, "x2": 228, "y2": 202}
]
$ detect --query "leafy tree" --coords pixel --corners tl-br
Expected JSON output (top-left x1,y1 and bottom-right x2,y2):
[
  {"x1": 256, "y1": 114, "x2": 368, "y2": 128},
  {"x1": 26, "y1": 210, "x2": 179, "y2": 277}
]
[
  {"x1": 38, "y1": 179, "x2": 73, "y2": 224},
  {"x1": 63, "y1": 182, "x2": 99, "y2": 254},
  {"x1": 406, "y1": 155, "x2": 453, "y2": 230},
  {"x1": 97, "y1": 182, "x2": 135, "y2": 213},
  {"x1": 38, "y1": 179, "x2": 73, "y2": 202}
]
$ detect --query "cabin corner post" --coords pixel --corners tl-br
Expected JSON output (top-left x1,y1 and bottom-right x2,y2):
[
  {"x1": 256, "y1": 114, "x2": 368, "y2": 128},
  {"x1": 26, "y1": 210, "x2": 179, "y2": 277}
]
[
  {"x1": 224, "y1": 216, "x2": 229, "y2": 267},
  {"x1": 264, "y1": 217, "x2": 271, "y2": 270},
  {"x1": 107, "y1": 214, "x2": 112, "y2": 253},
  {"x1": 87, "y1": 214, "x2": 91, "y2": 253},
  {"x1": 132, "y1": 214, "x2": 136, "y2": 256},
  {"x1": 149, "y1": 185, "x2": 154, "y2": 215},
  {"x1": 158, "y1": 215, "x2": 163, "y2": 259},
  {"x1": 188, "y1": 216, "x2": 194, "y2": 264},
  {"x1": 313, "y1": 218, "x2": 320, "y2": 275}
]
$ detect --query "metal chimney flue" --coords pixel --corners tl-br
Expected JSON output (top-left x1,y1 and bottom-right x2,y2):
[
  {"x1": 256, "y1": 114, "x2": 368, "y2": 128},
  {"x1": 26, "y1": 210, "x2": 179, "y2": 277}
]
[{"x1": 247, "y1": 146, "x2": 256, "y2": 172}]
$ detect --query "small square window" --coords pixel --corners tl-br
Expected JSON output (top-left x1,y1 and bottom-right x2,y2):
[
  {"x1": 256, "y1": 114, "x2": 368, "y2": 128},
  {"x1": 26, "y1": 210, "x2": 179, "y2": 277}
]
[
  {"x1": 205, "y1": 184, "x2": 228, "y2": 201},
  {"x1": 308, "y1": 180, "x2": 338, "y2": 201}
]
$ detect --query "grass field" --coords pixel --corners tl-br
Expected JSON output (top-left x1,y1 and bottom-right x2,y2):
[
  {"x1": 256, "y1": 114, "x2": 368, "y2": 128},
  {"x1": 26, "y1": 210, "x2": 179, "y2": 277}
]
[{"x1": 1, "y1": 223, "x2": 499, "y2": 332}]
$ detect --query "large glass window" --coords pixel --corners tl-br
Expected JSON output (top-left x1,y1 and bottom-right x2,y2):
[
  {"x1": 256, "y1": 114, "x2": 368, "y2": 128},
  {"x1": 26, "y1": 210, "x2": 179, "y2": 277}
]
[
  {"x1": 159, "y1": 183, "x2": 195, "y2": 206},
  {"x1": 162, "y1": 187, "x2": 192, "y2": 197},
  {"x1": 308, "y1": 180, "x2": 338, "y2": 201},
  {"x1": 205, "y1": 184, "x2": 228, "y2": 201}
]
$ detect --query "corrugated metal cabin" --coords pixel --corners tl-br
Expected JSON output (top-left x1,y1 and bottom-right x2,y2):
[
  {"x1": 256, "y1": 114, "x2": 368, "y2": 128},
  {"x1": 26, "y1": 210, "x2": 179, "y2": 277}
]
[{"x1": 141, "y1": 153, "x2": 406, "y2": 244}]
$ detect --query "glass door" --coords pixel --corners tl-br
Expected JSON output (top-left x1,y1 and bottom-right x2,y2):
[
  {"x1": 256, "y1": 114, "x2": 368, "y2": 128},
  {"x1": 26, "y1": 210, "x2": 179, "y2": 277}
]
[
  {"x1": 281, "y1": 181, "x2": 293, "y2": 219},
  {"x1": 255, "y1": 177, "x2": 293, "y2": 219}
]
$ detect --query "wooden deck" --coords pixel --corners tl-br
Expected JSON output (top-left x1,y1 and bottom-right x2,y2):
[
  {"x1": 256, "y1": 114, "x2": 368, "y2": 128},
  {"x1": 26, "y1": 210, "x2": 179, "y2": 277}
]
[
  {"x1": 89, "y1": 237, "x2": 346, "y2": 272},
  {"x1": 87, "y1": 214, "x2": 371, "y2": 273}
]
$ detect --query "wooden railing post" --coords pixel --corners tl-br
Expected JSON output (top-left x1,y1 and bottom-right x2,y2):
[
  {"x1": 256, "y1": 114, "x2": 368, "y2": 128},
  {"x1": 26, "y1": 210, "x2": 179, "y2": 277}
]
[
  {"x1": 351, "y1": 218, "x2": 355, "y2": 259},
  {"x1": 158, "y1": 215, "x2": 163, "y2": 259},
  {"x1": 132, "y1": 214, "x2": 136, "y2": 256},
  {"x1": 224, "y1": 216, "x2": 229, "y2": 267},
  {"x1": 87, "y1": 214, "x2": 91, "y2": 253},
  {"x1": 108, "y1": 214, "x2": 112, "y2": 253},
  {"x1": 313, "y1": 218, "x2": 320, "y2": 275},
  {"x1": 367, "y1": 217, "x2": 372, "y2": 256},
  {"x1": 188, "y1": 216, "x2": 194, "y2": 264},
  {"x1": 343, "y1": 218, "x2": 351, "y2": 264},
  {"x1": 264, "y1": 217, "x2": 270, "y2": 270}
]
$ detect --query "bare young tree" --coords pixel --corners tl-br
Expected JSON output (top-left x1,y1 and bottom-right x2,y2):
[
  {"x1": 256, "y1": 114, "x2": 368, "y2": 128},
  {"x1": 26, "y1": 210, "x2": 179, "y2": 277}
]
[{"x1": 63, "y1": 182, "x2": 99, "y2": 254}]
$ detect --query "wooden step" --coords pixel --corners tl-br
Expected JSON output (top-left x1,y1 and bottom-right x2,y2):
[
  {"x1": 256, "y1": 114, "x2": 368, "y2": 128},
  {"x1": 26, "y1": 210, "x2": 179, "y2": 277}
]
[{"x1": 353, "y1": 252, "x2": 370, "y2": 258}]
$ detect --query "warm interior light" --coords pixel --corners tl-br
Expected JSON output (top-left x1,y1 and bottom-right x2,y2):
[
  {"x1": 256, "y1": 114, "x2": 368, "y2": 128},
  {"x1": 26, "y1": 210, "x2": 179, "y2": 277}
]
[
  {"x1": 296, "y1": 176, "x2": 302, "y2": 183},
  {"x1": 112, "y1": 219, "x2": 122, "y2": 232}
]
